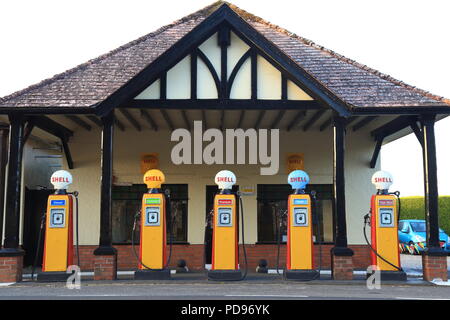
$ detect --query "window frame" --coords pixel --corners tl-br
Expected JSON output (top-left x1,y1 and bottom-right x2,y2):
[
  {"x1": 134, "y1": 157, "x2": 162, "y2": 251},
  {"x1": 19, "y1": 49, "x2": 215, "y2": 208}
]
[{"x1": 256, "y1": 184, "x2": 335, "y2": 245}]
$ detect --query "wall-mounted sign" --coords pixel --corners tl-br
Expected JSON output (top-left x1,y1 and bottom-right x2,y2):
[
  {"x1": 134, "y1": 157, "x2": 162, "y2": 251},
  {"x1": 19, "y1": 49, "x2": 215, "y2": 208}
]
[
  {"x1": 141, "y1": 153, "x2": 159, "y2": 174},
  {"x1": 240, "y1": 186, "x2": 255, "y2": 196},
  {"x1": 286, "y1": 153, "x2": 304, "y2": 174}
]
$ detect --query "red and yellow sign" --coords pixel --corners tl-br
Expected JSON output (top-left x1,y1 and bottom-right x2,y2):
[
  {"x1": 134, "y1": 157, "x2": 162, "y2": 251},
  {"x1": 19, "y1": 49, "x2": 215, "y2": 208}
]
[
  {"x1": 143, "y1": 169, "x2": 165, "y2": 189},
  {"x1": 286, "y1": 153, "x2": 304, "y2": 174},
  {"x1": 140, "y1": 153, "x2": 159, "y2": 174}
]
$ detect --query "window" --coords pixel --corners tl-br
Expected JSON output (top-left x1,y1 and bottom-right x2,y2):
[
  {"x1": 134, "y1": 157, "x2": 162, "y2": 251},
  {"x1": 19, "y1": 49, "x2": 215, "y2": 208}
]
[
  {"x1": 257, "y1": 184, "x2": 334, "y2": 244},
  {"x1": 111, "y1": 184, "x2": 188, "y2": 244}
]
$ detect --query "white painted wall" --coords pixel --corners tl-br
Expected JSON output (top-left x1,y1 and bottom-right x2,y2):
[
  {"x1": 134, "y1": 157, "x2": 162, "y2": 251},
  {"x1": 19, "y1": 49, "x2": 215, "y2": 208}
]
[{"x1": 62, "y1": 126, "x2": 378, "y2": 246}]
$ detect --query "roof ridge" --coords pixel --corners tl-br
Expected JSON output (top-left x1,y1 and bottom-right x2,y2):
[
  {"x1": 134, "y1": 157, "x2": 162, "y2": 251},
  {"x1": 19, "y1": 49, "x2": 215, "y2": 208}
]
[
  {"x1": 225, "y1": 2, "x2": 450, "y2": 106},
  {"x1": 0, "y1": 1, "x2": 225, "y2": 105}
]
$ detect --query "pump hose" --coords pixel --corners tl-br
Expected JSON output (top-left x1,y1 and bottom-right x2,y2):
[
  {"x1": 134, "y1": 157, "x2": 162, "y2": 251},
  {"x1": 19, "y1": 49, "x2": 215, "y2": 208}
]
[
  {"x1": 131, "y1": 193, "x2": 173, "y2": 271},
  {"x1": 237, "y1": 193, "x2": 248, "y2": 281},
  {"x1": 73, "y1": 191, "x2": 80, "y2": 269},
  {"x1": 363, "y1": 190, "x2": 402, "y2": 271},
  {"x1": 31, "y1": 211, "x2": 46, "y2": 281}
]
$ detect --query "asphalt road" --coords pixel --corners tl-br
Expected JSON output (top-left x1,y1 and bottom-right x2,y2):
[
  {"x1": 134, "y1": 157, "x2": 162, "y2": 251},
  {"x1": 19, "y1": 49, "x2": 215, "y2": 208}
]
[{"x1": 1, "y1": 273, "x2": 450, "y2": 300}]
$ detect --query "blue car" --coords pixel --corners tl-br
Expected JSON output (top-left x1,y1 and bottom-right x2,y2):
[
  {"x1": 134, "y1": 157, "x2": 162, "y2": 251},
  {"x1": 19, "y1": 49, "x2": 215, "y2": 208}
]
[{"x1": 398, "y1": 219, "x2": 450, "y2": 254}]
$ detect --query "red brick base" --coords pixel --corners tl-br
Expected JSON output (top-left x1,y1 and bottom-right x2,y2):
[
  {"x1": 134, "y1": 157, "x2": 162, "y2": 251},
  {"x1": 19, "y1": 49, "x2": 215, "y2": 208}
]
[
  {"x1": 331, "y1": 254, "x2": 354, "y2": 280},
  {"x1": 422, "y1": 254, "x2": 448, "y2": 282},
  {"x1": 93, "y1": 254, "x2": 117, "y2": 281},
  {"x1": 0, "y1": 255, "x2": 23, "y2": 283},
  {"x1": 73, "y1": 244, "x2": 370, "y2": 272}
]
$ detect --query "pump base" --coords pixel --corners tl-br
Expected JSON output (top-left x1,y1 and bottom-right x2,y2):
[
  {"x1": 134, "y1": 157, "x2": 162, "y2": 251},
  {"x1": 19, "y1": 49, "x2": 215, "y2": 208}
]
[
  {"x1": 366, "y1": 270, "x2": 407, "y2": 282},
  {"x1": 285, "y1": 269, "x2": 320, "y2": 281},
  {"x1": 208, "y1": 270, "x2": 242, "y2": 281},
  {"x1": 134, "y1": 269, "x2": 171, "y2": 280},
  {"x1": 37, "y1": 271, "x2": 71, "y2": 282}
]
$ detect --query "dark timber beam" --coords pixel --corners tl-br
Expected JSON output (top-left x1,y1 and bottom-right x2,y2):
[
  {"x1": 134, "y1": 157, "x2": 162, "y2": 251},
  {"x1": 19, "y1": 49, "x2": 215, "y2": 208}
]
[
  {"x1": 370, "y1": 137, "x2": 384, "y2": 169},
  {"x1": 251, "y1": 49, "x2": 257, "y2": 100},
  {"x1": 319, "y1": 116, "x2": 332, "y2": 131},
  {"x1": 303, "y1": 109, "x2": 326, "y2": 131},
  {"x1": 114, "y1": 118, "x2": 125, "y2": 132},
  {"x1": 191, "y1": 52, "x2": 197, "y2": 100},
  {"x1": 410, "y1": 121, "x2": 424, "y2": 147},
  {"x1": 119, "y1": 109, "x2": 141, "y2": 131},
  {"x1": 202, "y1": 110, "x2": 208, "y2": 130},
  {"x1": 123, "y1": 99, "x2": 321, "y2": 110},
  {"x1": 182, "y1": 110, "x2": 190, "y2": 130},
  {"x1": 219, "y1": 110, "x2": 225, "y2": 131},
  {"x1": 254, "y1": 110, "x2": 266, "y2": 129},
  {"x1": 420, "y1": 115, "x2": 444, "y2": 255},
  {"x1": 93, "y1": 111, "x2": 117, "y2": 257},
  {"x1": 352, "y1": 116, "x2": 378, "y2": 132},
  {"x1": 31, "y1": 116, "x2": 73, "y2": 139},
  {"x1": 270, "y1": 110, "x2": 286, "y2": 129},
  {"x1": 0, "y1": 114, "x2": 25, "y2": 255},
  {"x1": 64, "y1": 115, "x2": 92, "y2": 131},
  {"x1": 371, "y1": 116, "x2": 418, "y2": 141},
  {"x1": 61, "y1": 136, "x2": 74, "y2": 169},
  {"x1": 237, "y1": 110, "x2": 245, "y2": 128},
  {"x1": 331, "y1": 116, "x2": 353, "y2": 258},
  {"x1": 286, "y1": 111, "x2": 306, "y2": 131},
  {"x1": 23, "y1": 121, "x2": 35, "y2": 145},
  {"x1": 140, "y1": 110, "x2": 158, "y2": 131},
  {"x1": 86, "y1": 115, "x2": 103, "y2": 128},
  {"x1": 160, "y1": 110, "x2": 175, "y2": 131}
]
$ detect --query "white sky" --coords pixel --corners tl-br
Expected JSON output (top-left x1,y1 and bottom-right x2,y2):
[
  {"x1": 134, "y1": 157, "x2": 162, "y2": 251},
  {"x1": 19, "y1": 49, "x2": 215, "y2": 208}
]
[{"x1": 0, "y1": 0, "x2": 449, "y2": 196}]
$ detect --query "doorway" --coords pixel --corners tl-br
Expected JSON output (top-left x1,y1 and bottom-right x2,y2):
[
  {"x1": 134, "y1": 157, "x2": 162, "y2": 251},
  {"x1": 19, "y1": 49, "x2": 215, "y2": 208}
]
[
  {"x1": 22, "y1": 188, "x2": 54, "y2": 267},
  {"x1": 204, "y1": 185, "x2": 239, "y2": 266}
]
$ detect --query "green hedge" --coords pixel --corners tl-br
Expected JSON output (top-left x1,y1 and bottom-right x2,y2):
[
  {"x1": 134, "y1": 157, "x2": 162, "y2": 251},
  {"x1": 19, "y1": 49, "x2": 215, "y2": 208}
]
[{"x1": 400, "y1": 196, "x2": 450, "y2": 234}]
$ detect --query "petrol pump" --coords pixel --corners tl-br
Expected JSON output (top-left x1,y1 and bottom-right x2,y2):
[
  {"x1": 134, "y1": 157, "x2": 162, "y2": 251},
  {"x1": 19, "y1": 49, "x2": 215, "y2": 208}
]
[
  {"x1": 37, "y1": 170, "x2": 79, "y2": 282},
  {"x1": 285, "y1": 170, "x2": 319, "y2": 280},
  {"x1": 133, "y1": 169, "x2": 172, "y2": 280},
  {"x1": 208, "y1": 170, "x2": 247, "y2": 281},
  {"x1": 364, "y1": 170, "x2": 407, "y2": 281}
]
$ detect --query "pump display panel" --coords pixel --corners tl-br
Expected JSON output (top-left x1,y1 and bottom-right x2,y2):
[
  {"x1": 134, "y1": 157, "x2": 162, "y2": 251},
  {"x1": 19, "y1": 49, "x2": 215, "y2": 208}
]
[
  {"x1": 145, "y1": 207, "x2": 160, "y2": 226},
  {"x1": 49, "y1": 208, "x2": 66, "y2": 228},
  {"x1": 292, "y1": 207, "x2": 308, "y2": 227},
  {"x1": 378, "y1": 208, "x2": 394, "y2": 228},
  {"x1": 217, "y1": 207, "x2": 233, "y2": 227}
]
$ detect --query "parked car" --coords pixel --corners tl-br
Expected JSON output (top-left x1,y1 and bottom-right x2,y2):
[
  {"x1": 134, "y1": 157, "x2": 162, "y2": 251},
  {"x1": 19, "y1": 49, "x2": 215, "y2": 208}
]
[{"x1": 398, "y1": 219, "x2": 450, "y2": 254}]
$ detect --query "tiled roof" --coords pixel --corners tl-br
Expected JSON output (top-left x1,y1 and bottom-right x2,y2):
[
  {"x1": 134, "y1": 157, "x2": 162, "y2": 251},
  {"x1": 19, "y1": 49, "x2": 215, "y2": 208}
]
[{"x1": 1, "y1": 1, "x2": 449, "y2": 110}]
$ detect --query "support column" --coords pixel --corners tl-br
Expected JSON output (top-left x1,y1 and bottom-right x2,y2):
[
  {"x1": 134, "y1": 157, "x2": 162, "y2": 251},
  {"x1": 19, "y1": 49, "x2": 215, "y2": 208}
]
[
  {"x1": 0, "y1": 127, "x2": 9, "y2": 249},
  {"x1": 0, "y1": 114, "x2": 25, "y2": 283},
  {"x1": 330, "y1": 115, "x2": 354, "y2": 280},
  {"x1": 420, "y1": 115, "x2": 447, "y2": 281},
  {"x1": 93, "y1": 112, "x2": 117, "y2": 280}
]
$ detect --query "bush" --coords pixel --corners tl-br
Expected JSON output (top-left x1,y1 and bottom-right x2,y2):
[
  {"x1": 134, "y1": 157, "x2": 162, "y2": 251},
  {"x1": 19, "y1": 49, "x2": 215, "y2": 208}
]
[{"x1": 400, "y1": 196, "x2": 450, "y2": 234}]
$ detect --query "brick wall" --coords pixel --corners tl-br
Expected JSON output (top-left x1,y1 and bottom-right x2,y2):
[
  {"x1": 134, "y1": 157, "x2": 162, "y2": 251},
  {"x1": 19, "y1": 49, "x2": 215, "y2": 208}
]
[
  {"x1": 71, "y1": 244, "x2": 371, "y2": 271},
  {"x1": 0, "y1": 256, "x2": 23, "y2": 283}
]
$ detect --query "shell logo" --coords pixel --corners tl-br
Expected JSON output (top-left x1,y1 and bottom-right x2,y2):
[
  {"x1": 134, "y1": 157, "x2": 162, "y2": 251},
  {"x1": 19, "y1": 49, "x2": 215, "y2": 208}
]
[
  {"x1": 214, "y1": 170, "x2": 236, "y2": 190},
  {"x1": 50, "y1": 170, "x2": 73, "y2": 190},
  {"x1": 371, "y1": 170, "x2": 394, "y2": 191},
  {"x1": 143, "y1": 169, "x2": 165, "y2": 189},
  {"x1": 287, "y1": 170, "x2": 310, "y2": 190}
]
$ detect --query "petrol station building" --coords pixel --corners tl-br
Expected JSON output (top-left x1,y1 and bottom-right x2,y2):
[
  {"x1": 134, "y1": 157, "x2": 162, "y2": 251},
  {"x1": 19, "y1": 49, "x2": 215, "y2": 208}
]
[{"x1": 0, "y1": 1, "x2": 449, "y2": 282}]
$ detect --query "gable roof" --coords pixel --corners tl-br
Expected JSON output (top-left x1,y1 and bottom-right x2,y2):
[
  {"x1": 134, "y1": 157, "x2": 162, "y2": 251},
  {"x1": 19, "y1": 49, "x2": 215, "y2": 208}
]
[{"x1": 1, "y1": 1, "x2": 449, "y2": 113}]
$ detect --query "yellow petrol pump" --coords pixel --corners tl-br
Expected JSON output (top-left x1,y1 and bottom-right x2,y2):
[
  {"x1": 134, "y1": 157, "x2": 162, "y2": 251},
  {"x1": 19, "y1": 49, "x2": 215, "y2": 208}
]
[
  {"x1": 364, "y1": 170, "x2": 406, "y2": 281},
  {"x1": 285, "y1": 170, "x2": 319, "y2": 280},
  {"x1": 133, "y1": 169, "x2": 172, "y2": 280},
  {"x1": 37, "y1": 170, "x2": 78, "y2": 282},
  {"x1": 208, "y1": 170, "x2": 247, "y2": 281}
]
